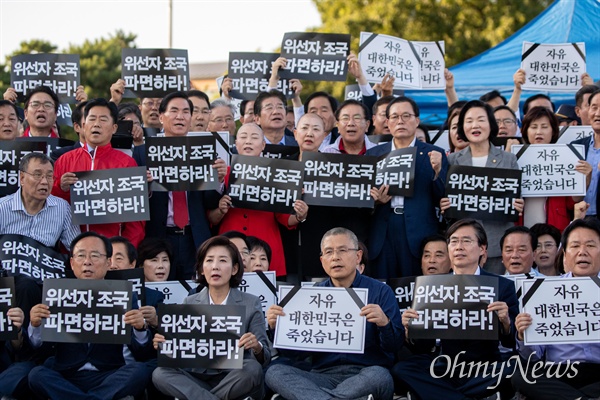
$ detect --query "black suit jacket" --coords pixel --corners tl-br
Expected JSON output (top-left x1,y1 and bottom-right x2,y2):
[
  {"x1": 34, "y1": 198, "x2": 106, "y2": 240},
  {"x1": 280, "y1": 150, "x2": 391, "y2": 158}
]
[{"x1": 51, "y1": 141, "x2": 82, "y2": 162}]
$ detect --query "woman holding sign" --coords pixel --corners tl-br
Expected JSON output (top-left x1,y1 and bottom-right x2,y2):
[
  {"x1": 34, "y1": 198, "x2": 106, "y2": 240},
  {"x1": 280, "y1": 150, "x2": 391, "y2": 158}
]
[
  {"x1": 440, "y1": 100, "x2": 524, "y2": 273},
  {"x1": 152, "y1": 235, "x2": 270, "y2": 400},
  {"x1": 519, "y1": 106, "x2": 591, "y2": 231}
]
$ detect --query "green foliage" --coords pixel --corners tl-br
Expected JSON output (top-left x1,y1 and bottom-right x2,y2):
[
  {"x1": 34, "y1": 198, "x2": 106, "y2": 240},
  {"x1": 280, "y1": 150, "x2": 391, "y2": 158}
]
[{"x1": 301, "y1": 0, "x2": 553, "y2": 100}]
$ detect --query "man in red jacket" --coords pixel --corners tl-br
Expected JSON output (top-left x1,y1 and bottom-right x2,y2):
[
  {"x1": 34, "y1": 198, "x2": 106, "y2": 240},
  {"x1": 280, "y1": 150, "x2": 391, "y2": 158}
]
[{"x1": 51, "y1": 98, "x2": 145, "y2": 246}]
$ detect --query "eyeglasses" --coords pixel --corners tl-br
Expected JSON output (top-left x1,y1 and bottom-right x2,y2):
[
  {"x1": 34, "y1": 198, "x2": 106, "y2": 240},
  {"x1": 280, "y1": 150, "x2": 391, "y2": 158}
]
[
  {"x1": 495, "y1": 118, "x2": 516, "y2": 126},
  {"x1": 448, "y1": 237, "x2": 476, "y2": 247},
  {"x1": 321, "y1": 247, "x2": 358, "y2": 258},
  {"x1": 338, "y1": 115, "x2": 365, "y2": 124},
  {"x1": 388, "y1": 113, "x2": 416, "y2": 123},
  {"x1": 142, "y1": 100, "x2": 161, "y2": 108},
  {"x1": 261, "y1": 104, "x2": 285, "y2": 113},
  {"x1": 29, "y1": 101, "x2": 55, "y2": 111},
  {"x1": 73, "y1": 252, "x2": 107, "y2": 263},
  {"x1": 537, "y1": 242, "x2": 557, "y2": 251},
  {"x1": 211, "y1": 117, "x2": 234, "y2": 124},
  {"x1": 21, "y1": 171, "x2": 54, "y2": 181}
]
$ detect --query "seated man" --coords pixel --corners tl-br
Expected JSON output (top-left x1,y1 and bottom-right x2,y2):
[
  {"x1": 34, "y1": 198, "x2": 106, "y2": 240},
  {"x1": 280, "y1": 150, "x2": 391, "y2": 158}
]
[
  {"x1": 265, "y1": 227, "x2": 403, "y2": 399},
  {"x1": 512, "y1": 218, "x2": 600, "y2": 399},
  {"x1": 0, "y1": 100, "x2": 20, "y2": 141},
  {"x1": 420, "y1": 234, "x2": 451, "y2": 275},
  {"x1": 501, "y1": 226, "x2": 542, "y2": 276},
  {"x1": 27, "y1": 232, "x2": 151, "y2": 399},
  {"x1": 394, "y1": 219, "x2": 518, "y2": 400}
]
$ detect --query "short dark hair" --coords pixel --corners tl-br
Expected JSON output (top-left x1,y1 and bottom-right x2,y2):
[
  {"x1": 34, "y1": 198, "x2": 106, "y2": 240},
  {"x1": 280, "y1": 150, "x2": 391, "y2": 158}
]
[
  {"x1": 72, "y1": 101, "x2": 88, "y2": 127},
  {"x1": 358, "y1": 241, "x2": 369, "y2": 275},
  {"x1": 457, "y1": 100, "x2": 498, "y2": 143},
  {"x1": 221, "y1": 230, "x2": 248, "y2": 244},
  {"x1": 304, "y1": 91, "x2": 338, "y2": 115},
  {"x1": 159, "y1": 91, "x2": 193, "y2": 114},
  {"x1": 500, "y1": 226, "x2": 537, "y2": 251},
  {"x1": 109, "y1": 236, "x2": 137, "y2": 264},
  {"x1": 254, "y1": 90, "x2": 287, "y2": 116},
  {"x1": 117, "y1": 103, "x2": 142, "y2": 124},
  {"x1": 480, "y1": 90, "x2": 507, "y2": 105},
  {"x1": 246, "y1": 236, "x2": 272, "y2": 264},
  {"x1": 240, "y1": 100, "x2": 253, "y2": 117},
  {"x1": 195, "y1": 236, "x2": 244, "y2": 288},
  {"x1": 372, "y1": 95, "x2": 395, "y2": 116},
  {"x1": 493, "y1": 105, "x2": 517, "y2": 120},
  {"x1": 588, "y1": 89, "x2": 600, "y2": 107},
  {"x1": 19, "y1": 152, "x2": 53, "y2": 172},
  {"x1": 136, "y1": 238, "x2": 173, "y2": 269},
  {"x1": 417, "y1": 124, "x2": 430, "y2": 143},
  {"x1": 70, "y1": 231, "x2": 112, "y2": 258},
  {"x1": 446, "y1": 218, "x2": 488, "y2": 248},
  {"x1": 24, "y1": 86, "x2": 59, "y2": 113},
  {"x1": 575, "y1": 85, "x2": 598, "y2": 107},
  {"x1": 334, "y1": 99, "x2": 370, "y2": 121},
  {"x1": 521, "y1": 106, "x2": 559, "y2": 144},
  {"x1": 523, "y1": 94, "x2": 554, "y2": 115},
  {"x1": 561, "y1": 217, "x2": 600, "y2": 251},
  {"x1": 386, "y1": 96, "x2": 420, "y2": 118},
  {"x1": 447, "y1": 101, "x2": 467, "y2": 152},
  {"x1": 420, "y1": 234, "x2": 447, "y2": 255},
  {"x1": 84, "y1": 98, "x2": 118, "y2": 124},
  {"x1": 187, "y1": 90, "x2": 210, "y2": 108},
  {"x1": 530, "y1": 223, "x2": 561, "y2": 247},
  {"x1": 0, "y1": 100, "x2": 21, "y2": 120}
]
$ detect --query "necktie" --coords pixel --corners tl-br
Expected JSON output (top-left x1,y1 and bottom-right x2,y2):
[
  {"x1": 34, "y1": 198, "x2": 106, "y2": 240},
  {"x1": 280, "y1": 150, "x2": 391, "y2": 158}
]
[{"x1": 173, "y1": 191, "x2": 188, "y2": 229}]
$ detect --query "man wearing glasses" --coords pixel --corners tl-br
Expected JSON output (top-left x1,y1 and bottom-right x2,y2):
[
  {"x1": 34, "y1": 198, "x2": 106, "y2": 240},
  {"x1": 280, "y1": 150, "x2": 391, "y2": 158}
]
[
  {"x1": 322, "y1": 99, "x2": 377, "y2": 155},
  {"x1": 139, "y1": 97, "x2": 163, "y2": 130},
  {"x1": 367, "y1": 96, "x2": 448, "y2": 279},
  {"x1": 494, "y1": 105, "x2": 519, "y2": 137},
  {"x1": 23, "y1": 86, "x2": 60, "y2": 138},
  {"x1": 0, "y1": 152, "x2": 79, "y2": 249}
]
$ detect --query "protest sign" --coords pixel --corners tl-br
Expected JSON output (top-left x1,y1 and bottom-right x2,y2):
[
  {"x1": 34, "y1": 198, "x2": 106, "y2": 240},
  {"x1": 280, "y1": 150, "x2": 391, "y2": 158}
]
[
  {"x1": 11, "y1": 53, "x2": 80, "y2": 102},
  {"x1": 445, "y1": 165, "x2": 522, "y2": 222},
  {"x1": 521, "y1": 42, "x2": 586, "y2": 91},
  {"x1": 522, "y1": 277, "x2": 600, "y2": 345},
  {"x1": 122, "y1": 49, "x2": 189, "y2": 97},
  {"x1": 413, "y1": 41, "x2": 445, "y2": 89},
  {"x1": 409, "y1": 275, "x2": 499, "y2": 340},
  {"x1": 0, "y1": 140, "x2": 47, "y2": 197},
  {"x1": 0, "y1": 235, "x2": 67, "y2": 283},
  {"x1": 274, "y1": 286, "x2": 368, "y2": 353},
  {"x1": 228, "y1": 52, "x2": 294, "y2": 99},
  {"x1": 146, "y1": 136, "x2": 219, "y2": 191},
  {"x1": 302, "y1": 152, "x2": 376, "y2": 208},
  {"x1": 512, "y1": 144, "x2": 585, "y2": 197},
  {"x1": 157, "y1": 304, "x2": 246, "y2": 369},
  {"x1": 279, "y1": 32, "x2": 350, "y2": 82},
  {"x1": 375, "y1": 148, "x2": 417, "y2": 196},
  {"x1": 0, "y1": 277, "x2": 17, "y2": 341},
  {"x1": 71, "y1": 167, "x2": 149, "y2": 225},
  {"x1": 229, "y1": 155, "x2": 303, "y2": 213},
  {"x1": 358, "y1": 32, "x2": 421, "y2": 89},
  {"x1": 556, "y1": 125, "x2": 594, "y2": 144},
  {"x1": 41, "y1": 278, "x2": 133, "y2": 344}
]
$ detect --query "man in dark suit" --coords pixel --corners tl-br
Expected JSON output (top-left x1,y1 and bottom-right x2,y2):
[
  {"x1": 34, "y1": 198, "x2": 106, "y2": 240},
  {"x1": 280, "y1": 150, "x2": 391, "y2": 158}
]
[
  {"x1": 366, "y1": 96, "x2": 448, "y2": 279},
  {"x1": 50, "y1": 101, "x2": 86, "y2": 161},
  {"x1": 393, "y1": 219, "x2": 518, "y2": 399},
  {"x1": 27, "y1": 232, "x2": 151, "y2": 399},
  {"x1": 134, "y1": 91, "x2": 226, "y2": 281}
]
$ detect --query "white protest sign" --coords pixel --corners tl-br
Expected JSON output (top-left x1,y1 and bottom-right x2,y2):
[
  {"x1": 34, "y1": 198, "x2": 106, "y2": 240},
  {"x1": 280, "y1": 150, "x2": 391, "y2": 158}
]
[
  {"x1": 556, "y1": 125, "x2": 594, "y2": 144},
  {"x1": 274, "y1": 286, "x2": 368, "y2": 353},
  {"x1": 512, "y1": 144, "x2": 586, "y2": 197},
  {"x1": 521, "y1": 42, "x2": 586, "y2": 92},
  {"x1": 522, "y1": 277, "x2": 600, "y2": 345},
  {"x1": 429, "y1": 129, "x2": 450, "y2": 153},
  {"x1": 238, "y1": 271, "x2": 277, "y2": 324},
  {"x1": 146, "y1": 280, "x2": 196, "y2": 304},
  {"x1": 413, "y1": 41, "x2": 445, "y2": 89},
  {"x1": 358, "y1": 32, "x2": 422, "y2": 89}
]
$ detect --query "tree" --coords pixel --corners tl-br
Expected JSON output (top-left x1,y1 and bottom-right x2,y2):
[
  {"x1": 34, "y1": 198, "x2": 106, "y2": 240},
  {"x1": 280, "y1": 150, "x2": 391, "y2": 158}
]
[{"x1": 301, "y1": 0, "x2": 553, "y2": 99}]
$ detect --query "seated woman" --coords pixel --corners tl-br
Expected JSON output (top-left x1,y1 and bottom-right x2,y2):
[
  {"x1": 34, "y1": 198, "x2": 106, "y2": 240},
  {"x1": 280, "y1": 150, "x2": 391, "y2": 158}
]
[
  {"x1": 152, "y1": 236, "x2": 271, "y2": 400},
  {"x1": 137, "y1": 238, "x2": 172, "y2": 283}
]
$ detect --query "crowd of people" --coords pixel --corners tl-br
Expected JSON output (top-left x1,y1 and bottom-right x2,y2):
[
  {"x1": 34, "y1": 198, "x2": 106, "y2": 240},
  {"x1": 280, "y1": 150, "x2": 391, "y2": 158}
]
[{"x1": 0, "y1": 51, "x2": 598, "y2": 400}]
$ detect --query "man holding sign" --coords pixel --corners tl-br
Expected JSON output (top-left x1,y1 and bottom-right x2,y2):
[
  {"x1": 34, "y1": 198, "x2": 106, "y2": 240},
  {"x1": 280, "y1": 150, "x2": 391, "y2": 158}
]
[
  {"x1": 51, "y1": 98, "x2": 145, "y2": 247},
  {"x1": 513, "y1": 218, "x2": 600, "y2": 399},
  {"x1": 265, "y1": 227, "x2": 403, "y2": 400},
  {"x1": 27, "y1": 232, "x2": 151, "y2": 399}
]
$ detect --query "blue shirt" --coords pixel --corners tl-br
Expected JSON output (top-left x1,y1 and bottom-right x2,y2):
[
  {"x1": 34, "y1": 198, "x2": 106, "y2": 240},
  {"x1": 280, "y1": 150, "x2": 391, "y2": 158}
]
[
  {"x1": 584, "y1": 135, "x2": 600, "y2": 215},
  {"x1": 311, "y1": 271, "x2": 404, "y2": 369}
]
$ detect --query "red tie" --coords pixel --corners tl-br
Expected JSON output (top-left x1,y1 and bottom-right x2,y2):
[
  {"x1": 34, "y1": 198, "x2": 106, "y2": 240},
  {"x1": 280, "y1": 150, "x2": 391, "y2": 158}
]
[{"x1": 173, "y1": 191, "x2": 188, "y2": 229}]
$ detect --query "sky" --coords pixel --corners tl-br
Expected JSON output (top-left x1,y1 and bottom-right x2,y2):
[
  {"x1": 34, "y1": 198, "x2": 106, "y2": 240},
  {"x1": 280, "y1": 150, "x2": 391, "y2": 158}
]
[{"x1": 0, "y1": 0, "x2": 323, "y2": 64}]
